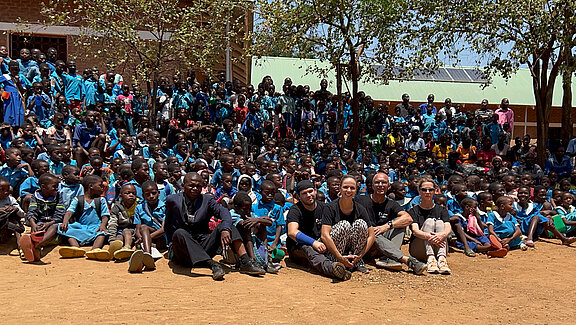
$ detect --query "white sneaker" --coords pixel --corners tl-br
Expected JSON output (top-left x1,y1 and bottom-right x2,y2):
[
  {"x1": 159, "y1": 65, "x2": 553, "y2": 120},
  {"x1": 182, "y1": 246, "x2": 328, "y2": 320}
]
[
  {"x1": 150, "y1": 246, "x2": 163, "y2": 259},
  {"x1": 427, "y1": 256, "x2": 439, "y2": 274},
  {"x1": 437, "y1": 256, "x2": 451, "y2": 275}
]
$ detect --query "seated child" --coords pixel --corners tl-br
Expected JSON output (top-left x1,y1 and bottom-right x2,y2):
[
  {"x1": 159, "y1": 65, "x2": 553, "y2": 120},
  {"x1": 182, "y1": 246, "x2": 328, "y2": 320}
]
[
  {"x1": 555, "y1": 192, "x2": 576, "y2": 238},
  {"x1": 485, "y1": 196, "x2": 522, "y2": 250},
  {"x1": 57, "y1": 175, "x2": 112, "y2": 261},
  {"x1": 214, "y1": 173, "x2": 237, "y2": 205},
  {"x1": 132, "y1": 181, "x2": 166, "y2": 272},
  {"x1": 20, "y1": 174, "x2": 65, "y2": 261},
  {"x1": 0, "y1": 147, "x2": 31, "y2": 197},
  {"x1": 59, "y1": 165, "x2": 84, "y2": 208},
  {"x1": 230, "y1": 192, "x2": 276, "y2": 273},
  {"x1": 19, "y1": 159, "x2": 50, "y2": 212},
  {"x1": 452, "y1": 197, "x2": 494, "y2": 257},
  {"x1": 108, "y1": 184, "x2": 138, "y2": 260},
  {"x1": 252, "y1": 181, "x2": 286, "y2": 256},
  {"x1": 153, "y1": 162, "x2": 176, "y2": 201},
  {"x1": 236, "y1": 174, "x2": 261, "y2": 205},
  {"x1": 391, "y1": 181, "x2": 412, "y2": 210},
  {"x1": 515, "y1": 186, "x2": 576, "y2": 247},
  {"x1": 0, "y1": 177, "x2": 25, "y2": 258}
]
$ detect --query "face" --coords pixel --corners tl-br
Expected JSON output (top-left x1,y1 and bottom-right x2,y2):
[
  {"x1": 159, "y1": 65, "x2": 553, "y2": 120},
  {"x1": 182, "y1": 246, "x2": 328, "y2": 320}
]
[
  {"x1": 299, "y1": 187, "x2": 317, "y2": 206},
  {"x1": 6, "y1": 149, "x2": 21, "y2": 163},
  {"x1": 121, "y1": 185, "x2": 137, "y2": 206},
  {"x1": 90, "y1": 181, "x2": 105, "y2": 196},
  {"x1": 0, "y1": 182, "x2": 10, "y2": 200},
  {"x1": 222, "y1": 175, "x2": 233, "y2": 189},
  {"x1": 183, "y1": 176, "x2": 203, "y2": 200},
  {"x1": 517, "y1": 187, "x2": 530, "y2": 203},
  {"x1": 154, "y1": 164, "x2": 169, "y2": 180},
  {"x1": 64, "y1": 168, "x2": 81, "y2": 184},
  {"x1": 261, "y1": 185, "x2": 276, "y2": 203},
  {"x1": 372, "y1": 173, "x2": 389, "y2": 195},
  {"x1": 135, "y1": 163, "x2": 150, "y2": 180},
  {"x1": 563, "y1": 193, "x2": 574, "y2": 207},
  {"x1": 480, "y1": 194, "x2": 494, "y2": 209},
  {"x1": 143, "y1": 186, "x2": 160, "y2": 204},
  {"x1": 328, "y1": 177, "x2": 341, "y2": 196},
  {"x1": 340, "y1": 178, "x2": 357, "y2": 199},
  {"x1": 418, "y1": 181, "x2": 436, "y2": 200},
  {"x1": 238, "y1": 177, "x2": 252, "y2": 192}
]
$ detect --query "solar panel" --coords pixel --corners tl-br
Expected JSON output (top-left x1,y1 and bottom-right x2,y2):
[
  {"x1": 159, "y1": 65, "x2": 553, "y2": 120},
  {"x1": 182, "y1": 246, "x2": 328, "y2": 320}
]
[
  {"x1": 445, "y1": 68, "x2": 473, "y2": 82},
  {"x1": 430, "y1": 68, "x2": 452, "y2": 81},
  {"x1": 465, "y1": 68, "x2": 489, "y2": 82}
]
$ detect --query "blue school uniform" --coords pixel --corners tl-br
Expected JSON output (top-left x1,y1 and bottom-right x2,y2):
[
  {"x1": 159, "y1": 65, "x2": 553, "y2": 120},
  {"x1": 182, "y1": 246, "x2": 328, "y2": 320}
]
[
  {"x1": 211, "y1": 168, "x2": 241, "y2": 189},
  {"x1": 57, "y1": 197, "x2": 110, "y2": 245},
  {"x1": 513, "y1": 202, "x2": 548, "y2": 237},
  {"x1": 19, "y1": 176, "x2": 38, "y2": 198},
  {"x1": 252, "y1": 200, "x2": 286, "y2": 245},
  {"x1": 64, "y1": 72, "x2": 85, "y2": 102},
  {"x1": 48, "y1": 158, "x2": 65, "y2": 175},
  {"x1": 454, "y1": 216, "x2": 490, "y2": 252},
  {"x1": 0, "y1": 164, "x2": 28, "y2": 193},
  {"x1": 485, "y1": 210, "x2": 521, "y2": 248},
  {"x1": 58, "y1": 182, "x2": 84, "y2": 209},
  {"x1": 447, "y1": 197, "x2": 463, "y2": 217},
  {"x1": 26, "y1": 93, "x2": 51, "y2": 122},
  {"x1": 127, "y1": 180, "x2": 144, "y2": 201},
  {"x1": 0, "y1": 74, "x2": 25, "y2": 127},
  {"x1": 134, "y1": 200, "x2": 165, "y2": 230},
  {"x1": 84, "y1": 78, "x2": 105, "y2": 107},
  {"x1": 157, "y1": 181, "x2": 176, "y2": 202},
  {"x1": 215, "y1": 131, "x2": 237, "y2": 149}
]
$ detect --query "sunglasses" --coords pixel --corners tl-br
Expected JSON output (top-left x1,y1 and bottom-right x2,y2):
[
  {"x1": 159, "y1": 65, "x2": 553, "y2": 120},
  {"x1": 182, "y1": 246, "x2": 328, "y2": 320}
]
[{"x1": 420, "y1": 188, "x2": 435, "y2": 193}]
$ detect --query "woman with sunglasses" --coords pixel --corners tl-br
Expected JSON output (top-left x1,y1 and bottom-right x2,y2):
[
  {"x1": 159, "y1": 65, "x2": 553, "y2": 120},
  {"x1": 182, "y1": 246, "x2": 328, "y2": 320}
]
[
  {"x1": 321, "y1": 175, "x2": 375, "y2": 274},
  {"x1": 408, "y1": 177, "x2": 452, "y2": 274}
]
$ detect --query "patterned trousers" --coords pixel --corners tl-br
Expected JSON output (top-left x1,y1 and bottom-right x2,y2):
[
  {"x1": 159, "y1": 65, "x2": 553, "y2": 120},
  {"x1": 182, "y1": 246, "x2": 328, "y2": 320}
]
[{"x1": 325, "y1": 219, "x2": 369, "y2": 261}]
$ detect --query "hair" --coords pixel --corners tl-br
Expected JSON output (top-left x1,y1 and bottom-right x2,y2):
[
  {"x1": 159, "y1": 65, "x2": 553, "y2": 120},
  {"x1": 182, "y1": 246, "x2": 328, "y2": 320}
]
[
  {"x1": 82, "y1": 174, "x2": 102, "y2": 189},
  {"x1": 131, "y1": 158, "x2": 147, "y2": 172},
  {"x1": 476, "y1": 192, "x2": 492, "y2": 203},
  {"x1": 418, "y1": 176, "x2": 435, "y2": 188},
  {"x1": 38, "y1": 173, "x2": 60, "y2": 187},
  {"x1": 167, "y1": 163, "x2": 181, "y2": 174},
  {"x1": 30, "y1": 159, "x2": 48, "y2": 172},
  {"x1": 141, "y1": 180, "x2": 158, "y2": 191},
  {"x1": 434, "y1": 194, "x2": 447, "y2": 204},
  {"x1": 0, "y1": 176, "x2": 9, "y2": 186},
  {"x1": 260, "y1": 180, "x2": 276, "y2": 191},
  {"x1": 233, "y1": 191, "x2": 252, "y2": 207},
  {"x1": 119, "y1": 166, "x2": 134, "y2": 180},
  {"x1": 221, "y1": 172, "x2": 233, "y2": 180},
  {"x1": 62, "y1": 164, "x2": 80, "y2": 176},
  {"x1": 495, "y1": 195, "x2": 512, "y2": 207},
  {"x1": 90, "y1": 155, "x2": 104, "y2": 165},
  {"x1": 488, "y1": 182, "x2": 503, "y2": 194},
  {"x1": 460, "y1": 197, "x2": 477, "y2": 208}
]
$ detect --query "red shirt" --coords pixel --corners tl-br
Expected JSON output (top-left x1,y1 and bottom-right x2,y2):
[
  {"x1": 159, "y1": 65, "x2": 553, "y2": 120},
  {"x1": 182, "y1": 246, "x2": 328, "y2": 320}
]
[{"x1": 234, "y1": 106, "x2": 248, "y2": 125}]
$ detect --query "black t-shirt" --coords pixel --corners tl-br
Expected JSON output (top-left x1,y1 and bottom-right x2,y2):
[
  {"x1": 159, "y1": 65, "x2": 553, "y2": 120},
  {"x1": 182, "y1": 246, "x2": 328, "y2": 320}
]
[
  {"x1": 355, "y1": 195, "x2": 403, "y2": 226},
  {"x1": 286, "y1": 201, "x2": 326, "y2": 251},
  {"x1": 407, "y1": 205, "x2": 450, "y2": 228},
  {"x1": 322, "y1": 199, "x2": 373, "y2": 227}
]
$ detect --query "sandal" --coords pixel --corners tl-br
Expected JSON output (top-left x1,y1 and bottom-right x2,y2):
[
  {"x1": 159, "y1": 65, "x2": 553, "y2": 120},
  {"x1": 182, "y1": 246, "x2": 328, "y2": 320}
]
[
  {"x1": 526, "y1": 240, "x2": 535, "y2": 247},
  {"x1": 563, "y1": 237, "x2": 576, "y2": 246},
  {"x1": 19, "y1": 234, "x2": 37, "y2": 262},
  {"x1": 30, "y1": 231, "x2": 45, "y2": 244},
  {"x1": 464, "y1": 248, "x2": 476, "y2": 257}
]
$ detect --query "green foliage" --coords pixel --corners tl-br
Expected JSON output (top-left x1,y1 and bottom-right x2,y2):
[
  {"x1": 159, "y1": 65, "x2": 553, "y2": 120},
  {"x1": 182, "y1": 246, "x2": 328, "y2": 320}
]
[{"x1": 42, "y1": 0, "x2": 249, "y2": 85}]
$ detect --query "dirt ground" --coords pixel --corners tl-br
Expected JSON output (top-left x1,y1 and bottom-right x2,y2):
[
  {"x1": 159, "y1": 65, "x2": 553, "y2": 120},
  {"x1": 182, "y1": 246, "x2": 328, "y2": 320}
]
[{"x1": 1, "y1": 238, "x2": 575, "y2": 324}]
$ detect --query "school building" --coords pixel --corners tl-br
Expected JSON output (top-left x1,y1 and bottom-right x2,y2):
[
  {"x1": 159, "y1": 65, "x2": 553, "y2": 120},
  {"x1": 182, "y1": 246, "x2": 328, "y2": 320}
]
[
  {"x1": 0, "y1": 0, "x2": 253, "y2": 84},
  {"x1": 252, "y1": 56, "x2": 576, "y2": 140}
]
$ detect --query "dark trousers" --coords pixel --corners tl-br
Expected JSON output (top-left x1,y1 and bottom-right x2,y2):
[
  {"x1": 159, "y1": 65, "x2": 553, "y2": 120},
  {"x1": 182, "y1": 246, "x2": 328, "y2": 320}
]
[
  {"x1": 290, "y1": 245, "x2": 333, "y2": 277},
  {"x1": 171, "y1": 224, "x2": 241, "y2": 267}
]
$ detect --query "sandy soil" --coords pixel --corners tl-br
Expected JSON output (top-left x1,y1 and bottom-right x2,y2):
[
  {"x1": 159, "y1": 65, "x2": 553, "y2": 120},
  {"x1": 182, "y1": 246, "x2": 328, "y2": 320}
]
[{"x1": 1, "y1": 238, "x2": 575, "y2": 324}]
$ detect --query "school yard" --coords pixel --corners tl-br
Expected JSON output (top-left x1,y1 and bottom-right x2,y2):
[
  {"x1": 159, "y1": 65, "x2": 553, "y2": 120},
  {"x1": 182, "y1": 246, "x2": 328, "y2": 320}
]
[{"x1": 1, "y1": 240, "x2": 574, "y2": 324}]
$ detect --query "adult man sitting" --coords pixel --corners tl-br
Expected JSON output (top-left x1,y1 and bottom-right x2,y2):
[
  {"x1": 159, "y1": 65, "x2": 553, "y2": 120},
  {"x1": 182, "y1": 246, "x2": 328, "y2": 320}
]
[
  {"x1": 287, "y1": 180, "x2": 351, "y2": 281},
  {"x1": 165, "y1": 172, "x2": 265, "y2": 280},
  {"x1": 356, "y1": 172, "x2": 426, "y2": 274}
]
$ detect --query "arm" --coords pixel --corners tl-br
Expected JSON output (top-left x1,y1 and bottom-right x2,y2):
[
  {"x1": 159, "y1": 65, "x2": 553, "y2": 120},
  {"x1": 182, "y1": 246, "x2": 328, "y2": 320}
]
[{"x1": 354, "y1": 226, "x2": 375, "y2": 264}]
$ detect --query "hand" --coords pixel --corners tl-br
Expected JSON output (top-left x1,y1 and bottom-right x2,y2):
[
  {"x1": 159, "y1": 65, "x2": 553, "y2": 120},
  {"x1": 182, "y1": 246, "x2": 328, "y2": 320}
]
[
  {"x1": 501, "y1": 238, "x2": 511, "y2": 246},
  {"x1": 17, "y1": 163, "x2": 30, "y2": 169},
  {"x1": 339, "y1": 254, "x2": 357, "y2": 268},
  {"x1": 268, "y1": 243, "x2": 277, "y2": 252},
  {"x1": 37, "y1": 222, "x2": 48, "y2": 232},
  {"x1": 220, "y1": 229, "x2": 232, "y2": 249},
  {"x1": 96, "y1": 224, "x2": 107, "y2": 232},
  {"x1": 30, "y1": 223, "x2": 38, "y2": 233},
  {"x1": 427, "y1": 232, "x2": 446, "y2": 247},
  {"x1": 311, "y1": 240, "x2": 326, "y2": 253},
  {"x1": 374, "y1": 224, "x2": 390, "y2": 236},
  {"x1": 60, "y1": 222, "x2": 68, "y2": 232}
]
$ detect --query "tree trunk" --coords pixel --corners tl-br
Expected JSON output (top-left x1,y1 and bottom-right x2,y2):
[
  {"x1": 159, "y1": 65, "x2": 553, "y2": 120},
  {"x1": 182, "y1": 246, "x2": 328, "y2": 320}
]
[
  {"x1": 336, "y1": 63, "x2": 344, "y2": 141},
  {"x1": 561, "y1": 47, "x2": 573, "y2": 145},
  {"x1": 532, "y1": 56, "x2": 559, "y2": 167},
  {"x1": 349, "y1": 50, "x2": 360, "y2": 152},
  {"x1": 561, "y1": 69, "x2": 573, "y2": 145},
  {"x1": 150, "y1": 70, "x2": 159, "y2": 128}
]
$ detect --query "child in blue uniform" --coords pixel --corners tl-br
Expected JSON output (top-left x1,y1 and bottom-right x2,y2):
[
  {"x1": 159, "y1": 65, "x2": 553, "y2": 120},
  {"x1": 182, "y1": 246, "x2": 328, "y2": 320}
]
[
  {"x1": 58, "y1": 175, "x2": 112, "y2": 260},
  {"x1": 485, "y1": 196, "x2": 522, "y2": 249}
]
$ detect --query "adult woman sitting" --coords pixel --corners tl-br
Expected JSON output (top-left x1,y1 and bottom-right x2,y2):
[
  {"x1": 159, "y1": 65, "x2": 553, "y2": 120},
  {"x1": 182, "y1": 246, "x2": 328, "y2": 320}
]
[
  {"x1": 321, "y1": 175, "x2": 375, "y2": 273},
  {"x1": 408, "y1": 177, "x2": 452, "y2": 275}
]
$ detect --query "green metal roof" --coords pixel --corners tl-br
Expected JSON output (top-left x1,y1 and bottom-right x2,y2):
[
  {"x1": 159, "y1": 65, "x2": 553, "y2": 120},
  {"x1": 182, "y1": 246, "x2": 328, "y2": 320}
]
[{"x1": 251, "y1": 56, "x2": 575, "y2": 107}]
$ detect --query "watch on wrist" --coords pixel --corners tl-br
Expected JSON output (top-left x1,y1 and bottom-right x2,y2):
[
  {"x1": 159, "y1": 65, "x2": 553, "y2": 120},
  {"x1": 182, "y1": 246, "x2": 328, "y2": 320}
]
[{"x1": 388, "y1": 220, "x2": 393, "y2": 228}]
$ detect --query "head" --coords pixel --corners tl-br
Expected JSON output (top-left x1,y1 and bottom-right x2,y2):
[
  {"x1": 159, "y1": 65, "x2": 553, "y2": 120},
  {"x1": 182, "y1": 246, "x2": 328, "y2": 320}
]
[
  {"x1": 434, "y1": 194, "x2": 448, "y2": 208},
  {"x1": 460, "y1": 197, "x2": 478, "y2": 216},
  {"x1": 142, "y1": 181, "x2": 160, "y2": 206},
  {"x1": 495, "y1": 196, "x2": 514, "y2": 215},
  {"x1": 233, "y1": 192, "x2": 253, "y2": 217},
  {"x1": 0, "y1": 177, "x2": 10, "y2": 200},
  {"x1": 62, "y1": 165, "x2": 81, "y2": 185},
  {"x1": 477, "y1": 192, "x2": 494, "y2": 211},
  {"x1": 372, "y1": 172, "x2": 390, "y2": 197},
  {"x1": 4, "y1": 148, "x2": 21, "y2": 166},
  {"x1": 260, "y1": 180, "x2": 277, "y2": 204},
  {"x1": 119, "y1": 184, "x2": 137, "y2": 207},
  {"x1": 131, "y1": 159, "x2": 150, "y2": 183},
  {"x1": 38, "y1": 173, "x2": 60, "y2": 198},
  {"x1": 82, "y1": 175, "x2": 105, "y2": 197}
]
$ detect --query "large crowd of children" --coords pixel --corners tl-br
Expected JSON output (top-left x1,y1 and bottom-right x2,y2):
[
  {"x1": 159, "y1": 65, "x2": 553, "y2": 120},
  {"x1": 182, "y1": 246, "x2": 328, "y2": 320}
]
[{"x1": 1, "y1": 45, "x2": 576, "y2": 280}]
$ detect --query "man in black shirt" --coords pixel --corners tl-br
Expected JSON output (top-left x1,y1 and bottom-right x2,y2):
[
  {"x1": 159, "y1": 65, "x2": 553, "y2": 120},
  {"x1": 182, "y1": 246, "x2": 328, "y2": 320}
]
[
  {"x1": 287, "y1": 180, "x2": 352, "y2": 280},
  {"x1": 356, "y1": 173, "x2": 426, "y2": 274}
]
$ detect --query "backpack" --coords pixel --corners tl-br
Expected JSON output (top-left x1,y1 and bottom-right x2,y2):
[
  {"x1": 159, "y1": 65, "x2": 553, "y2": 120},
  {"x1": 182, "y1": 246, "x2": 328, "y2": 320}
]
[{"x1": 70, "y1": 196, "x2": 102, "y2": 223}]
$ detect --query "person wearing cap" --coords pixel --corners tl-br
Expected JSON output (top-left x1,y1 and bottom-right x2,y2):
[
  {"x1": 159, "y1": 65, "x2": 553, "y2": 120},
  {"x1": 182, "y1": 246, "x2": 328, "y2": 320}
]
[
  {"x1": 286, "y1": 180, "x2": 352, "y2": 280},
  {"x1": 356, "y1": 172, "x2": 426, "y2": 274}
]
